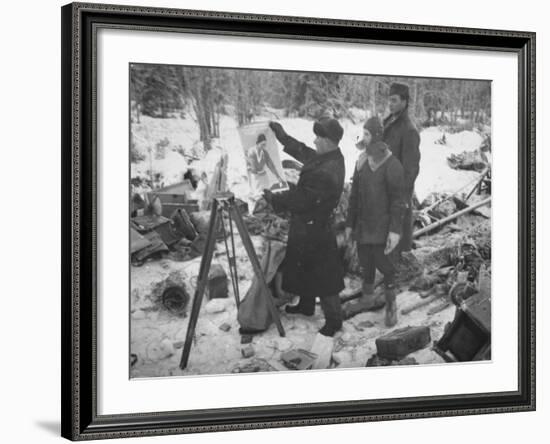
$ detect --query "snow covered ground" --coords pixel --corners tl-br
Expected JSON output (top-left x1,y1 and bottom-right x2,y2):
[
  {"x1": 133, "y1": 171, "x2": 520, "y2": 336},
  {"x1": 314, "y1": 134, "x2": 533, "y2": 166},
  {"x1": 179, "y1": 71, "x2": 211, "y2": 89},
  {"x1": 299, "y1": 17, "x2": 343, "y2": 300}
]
[{"x1": 130, "y1": 112, "x2": 490, "y2": 378}]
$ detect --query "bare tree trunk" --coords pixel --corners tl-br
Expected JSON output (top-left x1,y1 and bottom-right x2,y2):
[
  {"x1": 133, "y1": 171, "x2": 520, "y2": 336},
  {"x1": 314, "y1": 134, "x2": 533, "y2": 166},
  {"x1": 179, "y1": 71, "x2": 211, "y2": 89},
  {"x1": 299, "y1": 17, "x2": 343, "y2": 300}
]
[{"x1": 369, "y1": 77, "x2": 377, "y2": 117}]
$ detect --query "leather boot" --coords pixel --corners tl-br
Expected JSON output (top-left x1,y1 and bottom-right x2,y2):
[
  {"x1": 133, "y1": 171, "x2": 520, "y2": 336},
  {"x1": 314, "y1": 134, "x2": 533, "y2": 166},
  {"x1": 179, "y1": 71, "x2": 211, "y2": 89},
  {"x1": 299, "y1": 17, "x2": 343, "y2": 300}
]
[
  {"x1": 384, "y1": 285, "x2": 398, "y2": 327},
  {"x1": 285, "y1": 296, "x2": 315, "y2": 316},
  {"x1": 318, "y1": 295, "x2": 343, "y2": 337}
]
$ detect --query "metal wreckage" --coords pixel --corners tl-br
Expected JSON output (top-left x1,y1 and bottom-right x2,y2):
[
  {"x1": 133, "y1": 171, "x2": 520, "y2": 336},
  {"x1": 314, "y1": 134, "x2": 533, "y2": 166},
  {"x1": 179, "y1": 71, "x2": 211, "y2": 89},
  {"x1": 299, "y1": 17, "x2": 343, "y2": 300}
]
[{"x1": 130, "y1": 147, "x2": 492, "y2": 374}]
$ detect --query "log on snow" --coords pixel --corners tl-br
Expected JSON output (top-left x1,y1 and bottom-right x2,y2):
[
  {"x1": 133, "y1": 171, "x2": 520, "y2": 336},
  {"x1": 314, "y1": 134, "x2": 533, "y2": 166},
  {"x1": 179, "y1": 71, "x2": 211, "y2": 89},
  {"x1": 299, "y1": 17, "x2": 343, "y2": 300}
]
[{"x1": 413, "y1": 197, "x2": 491, "y2": 238}]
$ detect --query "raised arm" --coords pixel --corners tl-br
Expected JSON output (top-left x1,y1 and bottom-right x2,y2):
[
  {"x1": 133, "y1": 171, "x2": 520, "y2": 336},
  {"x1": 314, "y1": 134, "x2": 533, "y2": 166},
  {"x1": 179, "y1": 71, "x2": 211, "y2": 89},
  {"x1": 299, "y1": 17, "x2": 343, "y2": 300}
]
[{"x1": 269, "y1": 121, "x2": 317, "y2": 164}]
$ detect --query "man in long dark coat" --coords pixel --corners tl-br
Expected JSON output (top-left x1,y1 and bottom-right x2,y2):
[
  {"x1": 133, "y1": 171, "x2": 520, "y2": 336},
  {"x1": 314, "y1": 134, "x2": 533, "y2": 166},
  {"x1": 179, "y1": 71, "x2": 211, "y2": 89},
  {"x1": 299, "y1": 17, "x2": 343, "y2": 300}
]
[
  {"x1": 263, "y1": 118, "x2": 346, "y2": 337},
  {"x1": 383, "y1": 82, "x2": 421, "y2": 252}
]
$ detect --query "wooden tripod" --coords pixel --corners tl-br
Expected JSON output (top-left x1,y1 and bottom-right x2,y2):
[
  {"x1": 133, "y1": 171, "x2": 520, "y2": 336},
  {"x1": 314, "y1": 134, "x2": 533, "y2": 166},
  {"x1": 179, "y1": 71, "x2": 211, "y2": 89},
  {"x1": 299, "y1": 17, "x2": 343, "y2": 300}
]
[{"x1": 179, "y1": 192, "x2": 285, "y2": 370}]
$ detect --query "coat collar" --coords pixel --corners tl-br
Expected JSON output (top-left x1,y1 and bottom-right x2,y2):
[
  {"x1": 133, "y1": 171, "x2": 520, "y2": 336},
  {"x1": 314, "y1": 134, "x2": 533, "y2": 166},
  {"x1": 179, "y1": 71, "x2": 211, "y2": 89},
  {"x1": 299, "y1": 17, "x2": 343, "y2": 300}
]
[
  {"x1": 383, "y1": 108, "x2": 409, "y2": 130},
  {"x1": 367, "y1": 149, "x2": 392, "y2": 172},
  {"x1": 301, "y1": 148, "x2": 343, "y2": 173}
]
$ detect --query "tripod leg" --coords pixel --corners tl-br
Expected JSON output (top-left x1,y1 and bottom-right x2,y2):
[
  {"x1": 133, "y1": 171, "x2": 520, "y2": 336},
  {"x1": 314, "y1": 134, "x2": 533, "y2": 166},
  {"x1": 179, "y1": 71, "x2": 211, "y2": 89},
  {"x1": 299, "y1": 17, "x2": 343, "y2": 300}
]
[
  {"x1": 179, "y1": 199, "x2": 220, "y2": 370},
  {"x1": 227, "y1": 214, "x2": 241, "y2": 304},
  {"x1": 229, "y1": 204, "x2": 286, "y2": 337},
  {"x1": 220, "y1": 211, "x2": 241, "y2": 308}
]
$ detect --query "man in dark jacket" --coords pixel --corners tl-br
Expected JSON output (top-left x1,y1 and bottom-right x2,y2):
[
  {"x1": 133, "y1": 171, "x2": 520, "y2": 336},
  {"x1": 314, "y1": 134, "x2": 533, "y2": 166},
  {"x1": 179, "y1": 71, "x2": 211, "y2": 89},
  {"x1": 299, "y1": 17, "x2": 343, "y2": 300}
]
[
  {"x1": 263, "y1": 118, "x2": 346, "y2": 337},
  {"x1": 383, "y1": 82, "x2": 421, "y2": 252},
  {"x1": 345, "y1": 117, "x2": 406, "y2": 326}
]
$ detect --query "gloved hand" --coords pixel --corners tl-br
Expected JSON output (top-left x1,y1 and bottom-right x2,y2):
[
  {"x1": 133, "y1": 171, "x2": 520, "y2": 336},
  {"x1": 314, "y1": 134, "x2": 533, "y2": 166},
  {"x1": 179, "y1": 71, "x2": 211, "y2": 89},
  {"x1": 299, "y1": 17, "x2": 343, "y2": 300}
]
[
  {"x1": 384, "y1": 232, "x2": 401, "y2": 255},
  {"x1": 269, "y1": 121, "x2": 286, "y2": 141}
]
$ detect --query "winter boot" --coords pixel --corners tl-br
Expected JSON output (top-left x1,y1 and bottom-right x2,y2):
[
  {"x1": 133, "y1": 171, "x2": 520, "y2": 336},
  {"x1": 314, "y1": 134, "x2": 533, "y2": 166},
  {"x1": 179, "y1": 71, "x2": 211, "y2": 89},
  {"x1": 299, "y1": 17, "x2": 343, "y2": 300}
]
[
  {"x1": 318, "y1": 295, "x2": 343, "y2": 337},
  {"x1": 285, "y1": 295, "x2": 315, "y2": 316},
  {"x1": 384, "y1": 285, "x2": 398, "y2": 327}
]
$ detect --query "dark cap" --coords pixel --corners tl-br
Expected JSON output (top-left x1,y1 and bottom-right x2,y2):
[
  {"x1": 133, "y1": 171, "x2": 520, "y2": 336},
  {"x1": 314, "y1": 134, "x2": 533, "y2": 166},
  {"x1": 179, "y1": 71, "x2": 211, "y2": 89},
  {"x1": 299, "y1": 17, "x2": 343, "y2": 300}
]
[
  {"x1": 313, "y1": 118, "x2": 344, "y2": 144},
  {"x1": 389, "y1": 82, "x2": 410, "y2": 100},
  {"x1": 256, "y1": 133, "x2": 266, "y2": 144},
  {"x1": 363, "y1": 117, "x2": 384, "y2": 142}
]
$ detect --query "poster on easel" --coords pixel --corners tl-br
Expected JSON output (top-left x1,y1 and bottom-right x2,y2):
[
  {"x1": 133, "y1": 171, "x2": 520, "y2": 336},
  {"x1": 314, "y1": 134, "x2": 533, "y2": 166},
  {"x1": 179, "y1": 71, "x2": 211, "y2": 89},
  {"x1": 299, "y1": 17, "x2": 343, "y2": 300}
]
[{"x1": 237, "y1": 122, "x2": 289, "y2": 199}]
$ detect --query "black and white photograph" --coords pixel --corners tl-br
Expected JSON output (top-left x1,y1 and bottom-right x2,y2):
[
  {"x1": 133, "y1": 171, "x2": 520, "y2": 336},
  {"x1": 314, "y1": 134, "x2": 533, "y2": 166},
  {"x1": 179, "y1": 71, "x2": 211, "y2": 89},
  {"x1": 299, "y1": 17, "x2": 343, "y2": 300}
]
[{"x1": 129, "y1": 64, "x2": 492, "y2": 378}]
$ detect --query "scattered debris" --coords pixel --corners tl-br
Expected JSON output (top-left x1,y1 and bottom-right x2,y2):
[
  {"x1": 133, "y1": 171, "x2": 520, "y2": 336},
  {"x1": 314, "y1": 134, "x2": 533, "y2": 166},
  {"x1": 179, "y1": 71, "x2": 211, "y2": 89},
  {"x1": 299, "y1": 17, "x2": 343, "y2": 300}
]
[
  {"x1": 401, "y1": 293, "x2": 441, "y2": 316},
  {"x1": 190, "y1": 211, "x2": 215, "y2": 237},
  {"x1": 147, "y1": 180, "x2": 195, "y2": 217},
  {"x1": 435, "y1": 133, "x2": 447, "y2": 145},
  {"x1": 280, "y1": 349, "x2": 318, "y2": 371},
  {"x1": 243, "y1": 212, "x2": 289, "y2": 241},
  {"x1": 130, "y1": 228, "x2": 153, "y2": 254},
  {"x1": 477, "y1": 264, "x2": 491, "y2": 298},
  {"x1": 414, "y1": 197, "x2": 491, "y2": 238},
  {"x1": 146, "y1": 338, "x2": 175, "y2": 361},
  {"x1": 207, "y1": 264, "x2": 229, "y2": 299},
  {"x1": 271, "y1": 337, "x2": 293, "y2": 352},
  {"x1": 342, "y1": 293, "x2": 385, "y2": 320},
  {"x1": 161, "y1": 286, "x2": 189, "y2": 316},
  {"x1": 449, "y1": 281, "x2": 478, "y2": 305},
  {"x1": 240, "y1": 334, "x2": 253, "y2": 345},
  {"x1": 332, "y1": 350, "x2": 353, "y2": 367},
  {"x1": 357, "y1": 320, "x2": 375, "y2": 329},
  {"x1": 241, "y1": 344, "x2": 255, "y2": 358},
  {"x1": 131, "y1": 230, "x2": 169, "y2": 264},
  {"x1": 394, "y1": 252, "x2": 424, "y2": 284},
  {"x1": 434, "y1": 290, "x2": 491, "y2": 362},
  {"x1": 410, "y1": 273, "x2": 440, "y2": 292},
  {"x1": 311, "y1": 334, "x2": 335, "y2": 369},
  {"x1": 219, "y1": 322, "x2": 231, "y2": 332},
  {"x1": 266, "y1": 359, "x2": 289, "y2": 372},
  {"x1": 340, "y1": 333, "x2": 352, "y2": 342},
  {"x1": 375, "y1": 326, "x2": 431, "y2": 361},
  {"x1": 365, "y1": 354, "x2": 419, "y2": 367},
  {"x1": 427, "y1": 301, "x2": 453, "y2": 316},
  {"x1": 231, "y1": 358, "x2": 273, "y2": 373},
  {"x1": 447, "y1": 149, "x2": 488, "y2": 172},
  {"x1": 205, "y1": 298, "x2": 227, "y2": 314},
  {"x1": 171, "y1": 207, "x2": 198, "y2": 241},
  {"x1": 133, "y1": 214, "x2": 182, "y2": 247},
  {"x1": 396, "y1": 357, "x2": 418, "y2": 366}
]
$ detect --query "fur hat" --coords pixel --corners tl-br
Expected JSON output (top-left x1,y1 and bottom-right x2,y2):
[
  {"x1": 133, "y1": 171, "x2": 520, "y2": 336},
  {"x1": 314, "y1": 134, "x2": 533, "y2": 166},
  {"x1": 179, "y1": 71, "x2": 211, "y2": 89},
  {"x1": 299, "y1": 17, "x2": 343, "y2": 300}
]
[
  {"x1": 389, "y1": 82, "x2": 410, "y2": 100},
  {"x1": 313, "y1": 118, "x2": 344, "y2": 144}
]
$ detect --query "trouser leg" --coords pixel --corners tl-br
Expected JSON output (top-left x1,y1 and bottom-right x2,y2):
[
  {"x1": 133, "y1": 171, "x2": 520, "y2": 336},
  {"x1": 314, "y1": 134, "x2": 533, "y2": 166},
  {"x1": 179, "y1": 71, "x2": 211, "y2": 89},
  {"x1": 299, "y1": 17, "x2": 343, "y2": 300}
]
[
  {"x1": 357, "y1": 243, "x2": 377, "y2": 295},
  {"x1": 285, "y1": 294, "x2": 315, "y2": 316},
  {"x1": 371, "y1": 245, "x2": 398, "y2": 327},
  {"x1": 358, "y1": 243, "x2": 376, "y2": 287},
  {"x1": 383, "y1": 283, "x2": 398, "y2": 327},
  {"x1": 341, "y1": 245, "x2": 386, "y2": 320},
  {"x1": 318, "y1": 294, "x2": 343, "y2": 337},
  {"x1": 372, "y1": 245, "x2": 396, "y2": 287}
]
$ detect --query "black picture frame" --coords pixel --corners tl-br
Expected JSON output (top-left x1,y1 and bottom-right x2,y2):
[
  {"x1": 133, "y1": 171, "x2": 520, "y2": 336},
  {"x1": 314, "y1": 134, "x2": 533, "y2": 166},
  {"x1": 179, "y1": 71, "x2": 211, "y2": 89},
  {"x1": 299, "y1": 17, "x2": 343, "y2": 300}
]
[{"x1": 61, "y1": 2, "x2": 536, "y2": 440}]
